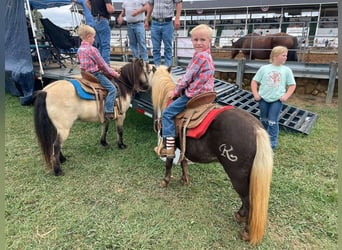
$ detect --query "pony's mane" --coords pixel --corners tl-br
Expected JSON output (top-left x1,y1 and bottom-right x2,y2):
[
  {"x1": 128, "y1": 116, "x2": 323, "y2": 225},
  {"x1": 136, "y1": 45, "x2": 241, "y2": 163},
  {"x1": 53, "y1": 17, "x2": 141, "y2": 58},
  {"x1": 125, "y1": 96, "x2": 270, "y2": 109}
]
[
  {"x1": 118, "y1": 59, "x2": 144, "y2": 93},
  {"x1": 150, "y1": 65, "x2": 176, "y2": 112}
]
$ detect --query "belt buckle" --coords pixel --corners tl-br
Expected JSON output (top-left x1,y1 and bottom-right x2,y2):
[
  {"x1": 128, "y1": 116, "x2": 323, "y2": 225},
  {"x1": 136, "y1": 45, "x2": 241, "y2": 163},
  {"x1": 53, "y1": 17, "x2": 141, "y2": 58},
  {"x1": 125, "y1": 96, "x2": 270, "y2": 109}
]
[{"x1": 158, "y1": 18, "x2": 163, "y2": 22}]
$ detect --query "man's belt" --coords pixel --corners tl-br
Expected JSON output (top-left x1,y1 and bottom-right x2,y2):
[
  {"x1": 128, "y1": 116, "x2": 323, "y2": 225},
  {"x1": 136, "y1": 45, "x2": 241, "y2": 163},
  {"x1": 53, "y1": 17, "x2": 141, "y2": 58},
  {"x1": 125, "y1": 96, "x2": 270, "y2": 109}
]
[
  {"x1": 128, "y1": 20, "x2": 144, "y2": 25},
  {"x1": 96, "y1": 14, "x2": 109, "y2": 21},
  {"x1": 152, "y1": 17, "x2": 172, "y2": 22}
]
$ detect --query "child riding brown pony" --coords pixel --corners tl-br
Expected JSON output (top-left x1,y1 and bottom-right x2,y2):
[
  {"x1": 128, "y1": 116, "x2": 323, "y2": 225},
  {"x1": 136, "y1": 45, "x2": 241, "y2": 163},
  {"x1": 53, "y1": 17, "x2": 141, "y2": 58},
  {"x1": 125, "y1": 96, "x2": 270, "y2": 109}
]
[{"x1": 148, "y1": 65, "x2": 274, "y2": 245}]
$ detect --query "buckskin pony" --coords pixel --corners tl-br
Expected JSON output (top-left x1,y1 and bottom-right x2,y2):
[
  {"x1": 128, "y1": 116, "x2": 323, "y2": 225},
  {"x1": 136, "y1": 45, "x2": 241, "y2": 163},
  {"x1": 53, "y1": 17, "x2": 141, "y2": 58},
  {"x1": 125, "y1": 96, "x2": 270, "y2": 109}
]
[
  {"x1": 148, "y1": 65, "x2": 274, "y2": 245},
  {"x1": 231, "y1": 32, "x2": 298, "y2": 61},
  {"x1": 34, "y1": 59, "x2": 151, "y2": 175}
]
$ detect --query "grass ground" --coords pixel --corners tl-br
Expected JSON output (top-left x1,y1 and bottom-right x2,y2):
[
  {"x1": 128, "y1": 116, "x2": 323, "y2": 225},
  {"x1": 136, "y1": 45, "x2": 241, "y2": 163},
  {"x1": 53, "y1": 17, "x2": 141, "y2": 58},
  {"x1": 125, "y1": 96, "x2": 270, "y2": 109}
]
[{"x1": 5, "y1": 93, "x2": 337, "y2": 249}]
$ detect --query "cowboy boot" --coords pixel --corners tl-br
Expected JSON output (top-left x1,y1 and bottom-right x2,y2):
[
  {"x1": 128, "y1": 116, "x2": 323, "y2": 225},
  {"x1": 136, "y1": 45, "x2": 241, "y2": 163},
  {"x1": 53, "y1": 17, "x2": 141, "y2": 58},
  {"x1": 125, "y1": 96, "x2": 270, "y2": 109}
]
[{"x1": 157, "y1": 137, "x2": 175, "y2": 158}]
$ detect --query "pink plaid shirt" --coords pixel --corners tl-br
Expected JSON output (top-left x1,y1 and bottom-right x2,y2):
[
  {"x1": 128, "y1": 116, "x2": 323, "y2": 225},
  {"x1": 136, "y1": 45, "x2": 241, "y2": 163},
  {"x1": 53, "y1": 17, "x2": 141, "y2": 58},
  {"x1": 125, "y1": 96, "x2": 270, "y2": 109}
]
[
  {"x1": 174, "y1": 48, "x2": 215, "y2": 98},
  {"x1": 77, "y1": 41, "x2": 119, "y2": 77}
]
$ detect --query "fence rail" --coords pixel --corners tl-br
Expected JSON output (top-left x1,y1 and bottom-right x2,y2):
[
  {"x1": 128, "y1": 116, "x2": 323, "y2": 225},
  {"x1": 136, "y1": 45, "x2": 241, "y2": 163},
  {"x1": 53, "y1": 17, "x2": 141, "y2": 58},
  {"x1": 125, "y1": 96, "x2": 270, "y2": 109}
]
[{"x1": 176, "y1": 57, "x2": 338, "y2": 104}]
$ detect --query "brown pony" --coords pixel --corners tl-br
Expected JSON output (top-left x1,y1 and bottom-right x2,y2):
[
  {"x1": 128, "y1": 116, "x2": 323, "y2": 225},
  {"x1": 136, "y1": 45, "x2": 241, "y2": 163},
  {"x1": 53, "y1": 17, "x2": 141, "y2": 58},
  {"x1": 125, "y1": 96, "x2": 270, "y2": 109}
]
[
  {"x1": 34, "y1": 59, "x2": 151, "y2": 175},
  {"x1": 231, "y1": 32, "x2": 298, "y2": 61},
  {"x1": 148, "y1": 66, "x2": 274, "y2": 245}
]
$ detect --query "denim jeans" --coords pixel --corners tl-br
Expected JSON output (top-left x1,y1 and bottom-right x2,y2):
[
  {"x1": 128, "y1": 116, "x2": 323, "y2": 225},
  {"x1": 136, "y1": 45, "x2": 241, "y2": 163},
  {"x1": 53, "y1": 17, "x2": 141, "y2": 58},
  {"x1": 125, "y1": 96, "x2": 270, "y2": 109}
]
[
  {"x1": 94, "y1": 72, "x2": 116, "y2": 113},
  {"x1": 127, "y1": 22, "x2": 149, "y2": 62},
  {"x1": 258, "y1": 99, "x2": 283, "y2": 149},
  {"x1": 162, "y1": 95, "x2": 190, "y2": 137},
  {"x1": 94, "y1": 18, "x2": 111, "y2": 65},
  {"x1": 151, "y1": 20, "x2": 174, "y2": 66}
]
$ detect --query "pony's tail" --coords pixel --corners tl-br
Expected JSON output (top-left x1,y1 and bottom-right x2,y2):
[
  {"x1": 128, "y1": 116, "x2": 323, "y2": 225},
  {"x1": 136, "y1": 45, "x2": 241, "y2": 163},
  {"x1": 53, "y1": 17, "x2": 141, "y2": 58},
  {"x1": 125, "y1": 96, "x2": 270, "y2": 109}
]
[
  {"x1": 248, "y1": 127, "x2": 273, "y2": 245},
  {"x1": 34, "y1": 91, "x2": 57, "y2": 169}
]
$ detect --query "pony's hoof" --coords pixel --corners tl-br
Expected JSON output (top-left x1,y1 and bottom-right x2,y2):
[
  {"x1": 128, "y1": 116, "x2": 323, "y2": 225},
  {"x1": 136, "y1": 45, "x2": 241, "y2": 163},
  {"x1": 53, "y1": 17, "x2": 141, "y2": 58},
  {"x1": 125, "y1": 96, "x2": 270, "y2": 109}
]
[
  {"x1": 118, "y1": 143, "x2": 127, "y2": 149},
  {"x1": 233, "y1": 212, "x2": 247, "y2": 224},
  {"x1": 100, "y1": 140, "x2": 109, "y2": 147},
  {"x1": 239, "y1": 228, "x2": 250, "y2": 241},
  {"x1": 160, "y1": 179, "x2": 169, "y2": 188},
  {"x1": 53, "y1": 168, "x2": 64, "y2": 176},
  {"x1": 180, "y1": 177, "x2": 189, "y2": 186}
]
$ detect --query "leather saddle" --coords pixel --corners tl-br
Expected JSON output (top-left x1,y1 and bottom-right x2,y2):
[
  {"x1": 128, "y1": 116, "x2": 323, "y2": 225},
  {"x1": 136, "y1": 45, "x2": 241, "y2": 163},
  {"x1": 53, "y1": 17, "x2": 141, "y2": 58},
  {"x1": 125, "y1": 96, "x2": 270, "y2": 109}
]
[
  {"x1": 174, "y1": 91, "x2": 222, "y2": 162},
  {"x1": 75, "y1": 70, "x2": 122, "y2": 123}
]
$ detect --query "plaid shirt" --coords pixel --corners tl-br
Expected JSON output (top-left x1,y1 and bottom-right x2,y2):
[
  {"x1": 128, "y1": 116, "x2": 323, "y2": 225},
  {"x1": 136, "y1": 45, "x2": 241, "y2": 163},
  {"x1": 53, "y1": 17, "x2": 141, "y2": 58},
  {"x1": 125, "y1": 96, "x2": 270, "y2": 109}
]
[
  {"x1": 148, "y1": 0, "x2": 182, "y2": 18},
  {"x1": 174, "y1": 48, "x2": 215, "y2": 98},
  {"x1": 77, "y1": 41, "x2": 118, "y2": 77}
]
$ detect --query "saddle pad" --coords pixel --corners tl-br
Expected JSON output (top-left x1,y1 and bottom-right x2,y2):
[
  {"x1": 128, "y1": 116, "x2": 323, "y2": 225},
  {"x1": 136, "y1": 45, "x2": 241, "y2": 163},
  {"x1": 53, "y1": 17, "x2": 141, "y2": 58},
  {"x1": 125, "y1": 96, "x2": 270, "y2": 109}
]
[
  {"x1": 187, "y1": 105, "x2": 234, "y2": 139},
  {"x1": 69, "y1": 79, "x2": 95, "y2": 100}
]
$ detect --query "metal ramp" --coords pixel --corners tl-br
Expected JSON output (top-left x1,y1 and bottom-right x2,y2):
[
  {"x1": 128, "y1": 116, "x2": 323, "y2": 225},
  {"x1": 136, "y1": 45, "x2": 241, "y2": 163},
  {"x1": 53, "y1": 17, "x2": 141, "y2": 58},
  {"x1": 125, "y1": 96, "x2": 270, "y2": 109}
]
[
  {"x1": 132, "y1": 66, "x2": 318, "y2": 135},
  {"x1": 213, "y1": 80, "x2": 318, "y2": 134},
  {"x1": 173, "y1": 66, "x2": 318, "y2": 134}
]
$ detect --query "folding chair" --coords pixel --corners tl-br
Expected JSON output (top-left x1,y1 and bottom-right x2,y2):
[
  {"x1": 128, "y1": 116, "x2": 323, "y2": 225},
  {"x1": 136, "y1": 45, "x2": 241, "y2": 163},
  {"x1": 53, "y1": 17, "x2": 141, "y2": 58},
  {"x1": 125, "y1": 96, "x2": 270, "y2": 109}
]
[{"x1": 40, "y1": 18, "x2": 79, "y2": 68}]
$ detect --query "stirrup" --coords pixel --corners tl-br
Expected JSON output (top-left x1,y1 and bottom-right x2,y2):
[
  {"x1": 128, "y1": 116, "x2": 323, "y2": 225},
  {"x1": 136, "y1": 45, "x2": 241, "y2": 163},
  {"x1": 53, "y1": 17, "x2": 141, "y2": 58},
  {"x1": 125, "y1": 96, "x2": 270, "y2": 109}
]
[
  {"x1": 159, "y1": 147, "x2": 175, "y2": 158},
  {"x1": 154, "y1": 139, "x2": 164, "y2": 156}
]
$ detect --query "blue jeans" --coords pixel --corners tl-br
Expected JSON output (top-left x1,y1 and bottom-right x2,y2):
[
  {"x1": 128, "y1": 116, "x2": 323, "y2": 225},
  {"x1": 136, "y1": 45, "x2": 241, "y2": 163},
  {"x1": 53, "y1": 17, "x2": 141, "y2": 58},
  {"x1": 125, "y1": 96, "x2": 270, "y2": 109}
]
[
  {"x1": 258, "y1": 99, "x2": 283, "y2": 149},
  {"x1": 151, "y1": 20, "x2": 174, "y2": 66},
  {"x1": 162, "y1": 95, "x2": 190, "y2": 137},
  {"x1": 93, "y1": 72, "x2": 116, "y2": 113},
  {"x1": 94, "y1": 18, "x2": 111, "y2": 65},
  {"x1": 127, "y1": 22, "x2": 149, "y2": 62}
]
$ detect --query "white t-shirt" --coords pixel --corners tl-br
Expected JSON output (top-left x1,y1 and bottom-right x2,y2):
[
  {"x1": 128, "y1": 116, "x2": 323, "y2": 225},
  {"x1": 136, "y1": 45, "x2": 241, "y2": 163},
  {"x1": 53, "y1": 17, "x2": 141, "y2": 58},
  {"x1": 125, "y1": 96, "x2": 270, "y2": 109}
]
[{"x1": 122, "y1": 0, "x2": 148, "y2": 23}]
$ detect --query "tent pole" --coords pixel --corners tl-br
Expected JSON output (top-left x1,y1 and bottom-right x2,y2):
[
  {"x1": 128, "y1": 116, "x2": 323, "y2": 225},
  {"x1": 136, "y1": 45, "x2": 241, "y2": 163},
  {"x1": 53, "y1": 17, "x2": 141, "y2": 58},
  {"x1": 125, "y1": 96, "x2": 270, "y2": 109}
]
[{"x1": 25, "y1": 0, "x2": 44, "y2": 78}]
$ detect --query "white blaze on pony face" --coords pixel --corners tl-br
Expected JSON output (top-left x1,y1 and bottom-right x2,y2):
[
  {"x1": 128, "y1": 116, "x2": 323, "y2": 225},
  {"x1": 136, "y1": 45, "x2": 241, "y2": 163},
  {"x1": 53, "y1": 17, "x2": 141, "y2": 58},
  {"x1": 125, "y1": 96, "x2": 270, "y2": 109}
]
[
  {"x1": 142, "y1": 62, "x2": 153, "y2": 85},
  {"x1": 191, "y1": 29, "x2": 212, "y2": 53}
]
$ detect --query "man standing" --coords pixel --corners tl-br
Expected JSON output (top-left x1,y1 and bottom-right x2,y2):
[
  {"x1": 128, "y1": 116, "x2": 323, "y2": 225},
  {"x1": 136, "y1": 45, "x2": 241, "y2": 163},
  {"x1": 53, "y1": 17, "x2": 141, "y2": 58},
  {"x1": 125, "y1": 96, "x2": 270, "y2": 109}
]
[
  {"x1": 118, "y1": 0, "x2": 149, "y2": 63},
  {"x1": 144, "y1": 0, "x2": 182, "y2": 67},
  {"x1": 86, "y1": 0, "x2": 114, "y2": 65}
]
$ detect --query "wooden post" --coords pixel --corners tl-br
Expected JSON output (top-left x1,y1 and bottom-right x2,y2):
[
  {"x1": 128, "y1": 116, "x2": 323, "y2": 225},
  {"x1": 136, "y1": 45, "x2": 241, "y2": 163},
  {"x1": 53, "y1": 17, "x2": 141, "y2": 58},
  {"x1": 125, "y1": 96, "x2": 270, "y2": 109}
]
[
  {"x1": 325, "y1": 61, "x2": 338, "y2": 104},
  {"x1": 236, "y1": 58, "x2": 246, "y2": 88}
]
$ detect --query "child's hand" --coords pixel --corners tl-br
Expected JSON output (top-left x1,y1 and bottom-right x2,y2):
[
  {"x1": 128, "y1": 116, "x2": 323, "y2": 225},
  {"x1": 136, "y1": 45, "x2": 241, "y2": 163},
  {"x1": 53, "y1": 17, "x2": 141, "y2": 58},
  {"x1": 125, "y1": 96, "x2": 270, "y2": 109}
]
[
  {"x1": 114, "y1": 72, "x2": 120, "y2": 78},
  {"x1": 167, "y1": 90, "x2": 174, "y2": 99},
  {"x1": 253, "y1": 93, "x2": 261, "y2": 101}
]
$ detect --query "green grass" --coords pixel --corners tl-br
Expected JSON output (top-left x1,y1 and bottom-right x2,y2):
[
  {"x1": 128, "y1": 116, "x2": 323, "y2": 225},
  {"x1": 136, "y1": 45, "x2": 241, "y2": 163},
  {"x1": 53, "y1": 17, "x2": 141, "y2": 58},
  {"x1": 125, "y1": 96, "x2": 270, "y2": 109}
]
[{"x1": 5, "y1": 93, "x2": 337, "y2": 249}]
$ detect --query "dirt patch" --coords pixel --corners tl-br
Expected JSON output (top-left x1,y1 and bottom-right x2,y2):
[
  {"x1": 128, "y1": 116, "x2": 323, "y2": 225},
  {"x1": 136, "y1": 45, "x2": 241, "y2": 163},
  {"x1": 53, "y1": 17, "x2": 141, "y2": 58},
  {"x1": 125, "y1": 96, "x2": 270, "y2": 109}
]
[{"x1": 287, "y1": 93, "x2": 338, "y2": 108}]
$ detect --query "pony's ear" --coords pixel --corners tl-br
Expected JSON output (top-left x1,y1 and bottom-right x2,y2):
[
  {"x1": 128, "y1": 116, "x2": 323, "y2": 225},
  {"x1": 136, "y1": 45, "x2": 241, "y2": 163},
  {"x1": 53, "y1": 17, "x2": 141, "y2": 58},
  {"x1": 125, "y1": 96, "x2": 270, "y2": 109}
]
[
  {"x1": 138, "y1": 58, "x2": 144, "y2": 66},
  {"x1": 167, "y1": 66, "x2": 172, "y2": 73},
  {"x1": 152, "y1": 66, "x2": 157, "y2": 73}
]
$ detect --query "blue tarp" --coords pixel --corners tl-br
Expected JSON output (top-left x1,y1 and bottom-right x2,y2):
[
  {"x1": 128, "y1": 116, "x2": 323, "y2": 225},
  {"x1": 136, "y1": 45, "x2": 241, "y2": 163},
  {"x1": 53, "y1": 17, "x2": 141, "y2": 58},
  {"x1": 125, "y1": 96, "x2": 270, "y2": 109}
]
[
  {"x1": 5, "y1": 0, "x2": 71, "y2": 105},
  {"x1": 5, "y1": 0, "x2": 35, "y2": 105},
  {"x1": 29, "y1": 0, "x2": 71, "y2": 10}
]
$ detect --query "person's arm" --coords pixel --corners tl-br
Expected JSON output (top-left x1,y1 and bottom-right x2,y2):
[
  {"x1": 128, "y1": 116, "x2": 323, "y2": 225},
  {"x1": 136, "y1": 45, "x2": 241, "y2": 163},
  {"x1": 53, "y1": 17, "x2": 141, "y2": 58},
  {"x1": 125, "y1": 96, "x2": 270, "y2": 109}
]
[
  {"x1": 144, "y1": 2, "x2": 153, "y2": 30},
  {"x1": 174, "y1": 53, "x2": 205, "y2": 96},
  {"x1": 280, "y1": 84, "x2": 296, "y2": 102},
  {"x1": 132, "y1": 3, "x2": 148, "y2": 17},
  {"x1": 174, "y1": 2, "x2": 182, "y2": 30},
  {"x1": 91, "y1": 47, "x2": 120, "y2": 78},
  {"x1": 86, "y1": 0, "x2": 91, "y2": 10},
  {"x1": 251, "y1": 79, "x2": 261, "y2": 101},
  {"x1": 105, "y1": 1, "x2": 115, "y2": 14},
  {"x1": 117, "y1": 9, "x2": 125, "y2": 25}
]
